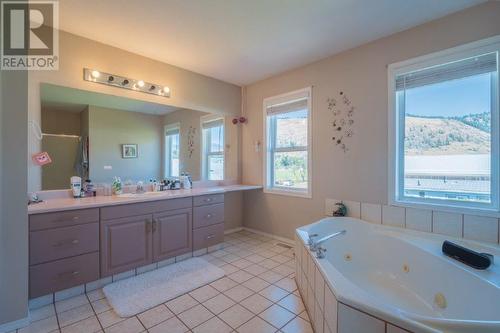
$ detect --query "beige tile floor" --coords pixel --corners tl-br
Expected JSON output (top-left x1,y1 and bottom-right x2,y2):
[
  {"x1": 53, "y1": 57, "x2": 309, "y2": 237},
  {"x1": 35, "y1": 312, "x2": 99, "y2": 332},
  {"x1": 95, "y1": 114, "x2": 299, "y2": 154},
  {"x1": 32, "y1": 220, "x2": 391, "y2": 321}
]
[{"x1": 20, "y1": 230, "x2": 312, "y2": 333}]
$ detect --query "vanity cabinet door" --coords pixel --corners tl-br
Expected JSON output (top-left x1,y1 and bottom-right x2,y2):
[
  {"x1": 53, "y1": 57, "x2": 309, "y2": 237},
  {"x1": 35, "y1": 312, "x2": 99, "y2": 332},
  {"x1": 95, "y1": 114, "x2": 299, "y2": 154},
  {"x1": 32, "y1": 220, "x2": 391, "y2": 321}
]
[
  {"x1": 152, "y1": 208, "x2": 192, "y2": 262},
  {"x1": 101, "y1": 214, "x2": 153, "y2": 277}
]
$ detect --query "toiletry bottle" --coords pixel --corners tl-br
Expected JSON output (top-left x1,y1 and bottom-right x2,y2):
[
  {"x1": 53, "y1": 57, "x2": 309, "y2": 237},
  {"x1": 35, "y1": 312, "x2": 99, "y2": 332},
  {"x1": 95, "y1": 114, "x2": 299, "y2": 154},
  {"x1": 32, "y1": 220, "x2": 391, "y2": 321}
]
[
  {"x1": 180, "y1": 172, "x2": 192, "y2": 189},
  {"x1": 84, "y1": 179, "x2": 94, "y2": 197},
  {"x1": 70, "y1": 176, "x2": 82, "y2": 198}
]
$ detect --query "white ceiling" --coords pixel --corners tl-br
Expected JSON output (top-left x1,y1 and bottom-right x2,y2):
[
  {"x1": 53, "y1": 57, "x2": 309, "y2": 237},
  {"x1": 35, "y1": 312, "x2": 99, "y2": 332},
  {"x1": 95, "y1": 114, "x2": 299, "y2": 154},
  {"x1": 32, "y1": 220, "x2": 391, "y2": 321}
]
[{"x1": 59, "y1": 0, "x2": 485, "y2": 85}]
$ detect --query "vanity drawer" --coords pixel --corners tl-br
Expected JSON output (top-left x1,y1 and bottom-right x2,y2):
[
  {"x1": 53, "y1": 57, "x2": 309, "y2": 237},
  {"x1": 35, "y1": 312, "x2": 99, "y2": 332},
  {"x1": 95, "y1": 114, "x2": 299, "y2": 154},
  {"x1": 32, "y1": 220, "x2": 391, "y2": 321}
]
[
  {"x1": 30, "y1": 223, "x2": 99, "y2": 265},
  {"x1": 193, "y1": 203, "x2": 224, "y2": 229},
  {"x1": 193, "y1": 194, "x2": 224, "y2": 207},
  {"x1": 193, "y1": 223, "x2": 224, "y2": 250},
  {"x1": 30, "y1": 208, "x2": 99, "y2": 231},
  {"x1": 29, "y1": 252, "x2": 99, "y2": 298},
  {"x1": 101, "y1": 197, "x2": 192, "y2": 220}
]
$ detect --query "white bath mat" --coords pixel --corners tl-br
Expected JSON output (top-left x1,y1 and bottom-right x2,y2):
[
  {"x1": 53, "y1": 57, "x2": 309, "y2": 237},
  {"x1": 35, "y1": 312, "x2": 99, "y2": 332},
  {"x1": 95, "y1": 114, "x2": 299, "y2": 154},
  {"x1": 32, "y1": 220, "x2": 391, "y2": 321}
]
[{"x1": 103, "y1": 257, "x2": 224, "y2": 317}]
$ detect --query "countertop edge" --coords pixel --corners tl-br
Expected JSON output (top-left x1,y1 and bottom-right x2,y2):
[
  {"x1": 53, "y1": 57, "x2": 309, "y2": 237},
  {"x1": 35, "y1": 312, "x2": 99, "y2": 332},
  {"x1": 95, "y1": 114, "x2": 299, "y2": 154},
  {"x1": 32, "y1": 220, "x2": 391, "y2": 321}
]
[{"x1": 28, "y1": 185, "x2": 262, "y2": 215}]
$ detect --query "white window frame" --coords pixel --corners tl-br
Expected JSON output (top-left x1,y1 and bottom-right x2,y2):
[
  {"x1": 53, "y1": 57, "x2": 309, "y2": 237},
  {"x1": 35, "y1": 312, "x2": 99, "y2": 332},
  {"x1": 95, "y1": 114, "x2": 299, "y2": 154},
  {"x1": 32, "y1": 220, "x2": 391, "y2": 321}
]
[
  {"x1": 201, "y1": 115, "x2": 225, "y2": 181},
  {"x1": 388, "y1": 36, "x2": 500, "y2": 216},
  {"x1": 164, "y1": 123, "x2": 180, "y2": 178},
  {"x1": 263, "y1": 87, "x2": 312, "y2": 198}
]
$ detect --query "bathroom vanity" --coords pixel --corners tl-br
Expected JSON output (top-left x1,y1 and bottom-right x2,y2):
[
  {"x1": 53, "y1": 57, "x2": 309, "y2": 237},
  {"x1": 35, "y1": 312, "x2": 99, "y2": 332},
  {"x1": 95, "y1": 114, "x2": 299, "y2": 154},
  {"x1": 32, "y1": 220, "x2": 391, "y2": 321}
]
[
  {"x1": 27, "y1": 82, "x2": 256, "y2": 302},
  {"x1": 28, "y1": 185, "x2": 259, "y2": 299}
]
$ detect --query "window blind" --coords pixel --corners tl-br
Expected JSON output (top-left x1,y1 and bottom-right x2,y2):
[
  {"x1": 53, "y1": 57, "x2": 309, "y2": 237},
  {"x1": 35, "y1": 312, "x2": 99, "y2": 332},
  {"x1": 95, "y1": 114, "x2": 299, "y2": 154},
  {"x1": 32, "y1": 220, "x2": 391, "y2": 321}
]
[
  {"x1": 165, "y1": 127, "x2": 179, "y2": 135},
  {"x1": 266, "y1": 98, "x2": 308, "y2": 116},
  {"x1": 202, "y1": 118, "x2": 224, "y2": 129},
  {"x1": 396, "y1": 52, "x2": 497, "y2": 91}
]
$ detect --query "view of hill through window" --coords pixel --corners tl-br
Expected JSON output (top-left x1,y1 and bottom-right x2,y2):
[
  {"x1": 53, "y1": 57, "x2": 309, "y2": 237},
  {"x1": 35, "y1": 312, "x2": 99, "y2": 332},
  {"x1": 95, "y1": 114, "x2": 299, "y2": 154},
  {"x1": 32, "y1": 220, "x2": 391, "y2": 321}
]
[
  {"x1": 402, "y1": 72, "x2": 492, "y2": 203},
  {"x1": 273, "y1": 110, "x2": 308, "y2": 189}
]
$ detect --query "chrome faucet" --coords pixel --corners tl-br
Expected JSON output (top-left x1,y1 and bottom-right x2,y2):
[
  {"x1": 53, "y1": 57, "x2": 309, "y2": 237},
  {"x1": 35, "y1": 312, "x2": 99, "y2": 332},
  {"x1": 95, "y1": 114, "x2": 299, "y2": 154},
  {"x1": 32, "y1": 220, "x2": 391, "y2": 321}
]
[{"x1": 308, "y1": 230, "x2": 346, "y2": 258}]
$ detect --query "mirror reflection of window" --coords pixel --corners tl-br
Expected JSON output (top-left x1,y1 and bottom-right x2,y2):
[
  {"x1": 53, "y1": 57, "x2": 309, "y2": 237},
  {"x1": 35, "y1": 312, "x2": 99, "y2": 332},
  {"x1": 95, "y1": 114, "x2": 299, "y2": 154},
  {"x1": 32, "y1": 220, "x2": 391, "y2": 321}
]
[
  {"x1": 202, "y1": 118, "x2": 224, "y2": 180},
  {"x1": 165, "y1": 125, "x2": 180, "y2": 177}
]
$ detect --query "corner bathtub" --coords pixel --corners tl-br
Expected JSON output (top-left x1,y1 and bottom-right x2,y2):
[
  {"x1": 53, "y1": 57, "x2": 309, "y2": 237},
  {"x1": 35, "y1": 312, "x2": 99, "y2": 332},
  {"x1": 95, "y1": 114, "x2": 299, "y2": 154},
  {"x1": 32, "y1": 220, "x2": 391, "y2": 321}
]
[{"x1": 295, "y1": 217, "x2": 500, "y2": 333}]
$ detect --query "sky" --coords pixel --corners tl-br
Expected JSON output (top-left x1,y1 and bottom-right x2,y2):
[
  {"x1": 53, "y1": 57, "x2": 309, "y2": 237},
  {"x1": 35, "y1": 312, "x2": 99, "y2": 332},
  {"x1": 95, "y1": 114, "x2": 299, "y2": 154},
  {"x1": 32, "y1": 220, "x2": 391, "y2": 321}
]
[{"x1": 405, "y1": 73, "x2": 491, "y2": 117}]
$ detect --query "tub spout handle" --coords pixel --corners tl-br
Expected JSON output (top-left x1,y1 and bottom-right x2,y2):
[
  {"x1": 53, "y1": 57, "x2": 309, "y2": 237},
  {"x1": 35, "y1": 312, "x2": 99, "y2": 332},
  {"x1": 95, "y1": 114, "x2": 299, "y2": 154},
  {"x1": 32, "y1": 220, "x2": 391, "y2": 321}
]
[
  {"x1": 307, "y1": 233, "x2": 318, "y2": 248},
  {"x1": 316, "y1": 246, "x2": 327, "y2": 259}
]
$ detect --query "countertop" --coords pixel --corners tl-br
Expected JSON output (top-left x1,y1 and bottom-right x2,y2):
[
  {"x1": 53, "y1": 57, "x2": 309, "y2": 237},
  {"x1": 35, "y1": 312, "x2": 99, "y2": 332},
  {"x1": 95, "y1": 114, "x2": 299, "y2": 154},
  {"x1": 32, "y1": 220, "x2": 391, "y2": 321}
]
[{"x1": 28, "y1": 185, "x2": 262, "y2": 215}]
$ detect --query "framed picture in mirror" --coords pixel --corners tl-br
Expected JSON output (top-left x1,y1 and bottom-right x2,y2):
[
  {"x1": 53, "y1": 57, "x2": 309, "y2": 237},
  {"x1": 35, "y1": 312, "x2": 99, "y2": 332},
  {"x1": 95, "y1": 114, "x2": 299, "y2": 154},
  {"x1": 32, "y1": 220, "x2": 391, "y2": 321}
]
[{"x1": 122, "y1": 144, "x2": 138, "y2": 158}]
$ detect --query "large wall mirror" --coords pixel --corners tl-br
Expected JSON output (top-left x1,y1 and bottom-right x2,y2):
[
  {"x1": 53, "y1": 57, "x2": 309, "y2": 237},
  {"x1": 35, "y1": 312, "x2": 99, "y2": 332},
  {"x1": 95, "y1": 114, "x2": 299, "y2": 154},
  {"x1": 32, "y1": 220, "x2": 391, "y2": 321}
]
[{"x1": 40, "y1": 83, "x2": 236, "y2": 190}]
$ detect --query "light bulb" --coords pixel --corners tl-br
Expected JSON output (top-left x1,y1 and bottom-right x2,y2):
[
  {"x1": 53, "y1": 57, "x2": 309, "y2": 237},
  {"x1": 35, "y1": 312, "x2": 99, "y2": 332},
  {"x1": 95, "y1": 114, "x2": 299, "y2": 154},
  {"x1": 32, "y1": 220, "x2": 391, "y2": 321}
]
[
  {"x1": 137, "y1": 80, "x2": 145, "y2": 87},
  {"x1": 163, "y1": 87, "x2": 170, "y2": 94},
  {"x1": 91, "y1": 70, "x2": 100, "y2": 78}
]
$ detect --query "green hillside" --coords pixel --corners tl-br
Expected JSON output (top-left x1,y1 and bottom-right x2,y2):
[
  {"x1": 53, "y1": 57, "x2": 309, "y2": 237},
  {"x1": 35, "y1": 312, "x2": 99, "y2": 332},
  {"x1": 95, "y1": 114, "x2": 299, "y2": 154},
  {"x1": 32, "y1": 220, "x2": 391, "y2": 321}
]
[{"x1": 405, "y1": 112, "x2": 490, "y2": 155}]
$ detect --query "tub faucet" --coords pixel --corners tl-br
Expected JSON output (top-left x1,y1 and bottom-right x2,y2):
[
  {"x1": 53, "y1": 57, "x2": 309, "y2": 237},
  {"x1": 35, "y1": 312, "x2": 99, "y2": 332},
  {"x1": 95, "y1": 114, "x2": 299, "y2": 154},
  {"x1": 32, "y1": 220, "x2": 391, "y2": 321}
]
[
  {"x1": 307, "y1": 234, "x2": 318, "y2": 248},
  {"x1": 315, "y1": 246, "x2": 327, "y2": 259},
  {"x1": 309, "y1": 230, "x2": 346, "y2": 254}
]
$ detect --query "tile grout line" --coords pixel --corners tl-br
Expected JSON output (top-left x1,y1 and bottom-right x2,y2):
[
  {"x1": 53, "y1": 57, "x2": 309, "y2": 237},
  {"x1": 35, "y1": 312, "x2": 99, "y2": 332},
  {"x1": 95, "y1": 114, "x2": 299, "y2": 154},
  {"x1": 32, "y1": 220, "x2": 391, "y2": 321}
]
[
  {"x1": 25, "y1": 231, "x2": 304, "y2": 333},
  {"x1": 85, "y1": 292, "x2": 105, "y2": 333}
]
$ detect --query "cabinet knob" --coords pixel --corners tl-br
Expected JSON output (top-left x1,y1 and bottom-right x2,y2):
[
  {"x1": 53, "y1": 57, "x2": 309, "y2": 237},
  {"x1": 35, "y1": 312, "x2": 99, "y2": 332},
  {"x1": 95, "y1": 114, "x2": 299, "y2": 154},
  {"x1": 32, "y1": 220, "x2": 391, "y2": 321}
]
[
  {"x1": 206, "y1": 234, "x2": 215, "y2": 240},
  {"x1": 205, "y1": 214, "x2": 212, "y2": 219},
  {"x1": 205, "y1": 198, "x2": 212, "y2": 202}
]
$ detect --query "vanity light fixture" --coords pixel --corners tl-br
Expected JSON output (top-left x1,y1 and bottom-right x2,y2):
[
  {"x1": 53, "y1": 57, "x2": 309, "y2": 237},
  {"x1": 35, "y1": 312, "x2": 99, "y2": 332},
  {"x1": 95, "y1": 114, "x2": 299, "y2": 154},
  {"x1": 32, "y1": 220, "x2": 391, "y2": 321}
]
[{"x1": 83, "y1": 68, "x2": 171, "y2": 98}]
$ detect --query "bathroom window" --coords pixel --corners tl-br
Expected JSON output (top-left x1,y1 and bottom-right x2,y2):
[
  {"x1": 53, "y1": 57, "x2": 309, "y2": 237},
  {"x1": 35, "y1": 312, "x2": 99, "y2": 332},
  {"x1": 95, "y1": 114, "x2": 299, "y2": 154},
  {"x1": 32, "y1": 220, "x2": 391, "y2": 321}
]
[
  {"x1": 388, "y1": 37, "x2": 500, "y2": 213},
  {"x1": 264, "y1": 87, "x2": 312, "y2": 197},
  {"x1": 165, "y1": 124, "x2": 180, "y2": 178},
  {"x1": 202, "y1": 117, "x2": 224, "y2": 180}
]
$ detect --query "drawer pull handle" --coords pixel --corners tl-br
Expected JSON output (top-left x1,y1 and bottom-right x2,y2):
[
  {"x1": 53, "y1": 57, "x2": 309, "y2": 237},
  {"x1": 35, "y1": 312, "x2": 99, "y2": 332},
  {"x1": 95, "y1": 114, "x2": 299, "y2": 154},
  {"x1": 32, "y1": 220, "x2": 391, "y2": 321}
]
[
  {"x1": 206, "y1": 234, "x2": 215, "y2": 240},
  {"x1": 52, "y1": 239, "x2": 80, "y2": 247},
  {"x1": 54, "y1": 271, "x2": 80, "y2": 280},
  {"x1": 205, "y1": 214, "x2": 212, "y2": 219},
  {"x1": 205, "y1": 198, "x2": 212, "y2": 202},
  {"x1": 53, "y1": 216, "x2": 79, "y2": 223}
]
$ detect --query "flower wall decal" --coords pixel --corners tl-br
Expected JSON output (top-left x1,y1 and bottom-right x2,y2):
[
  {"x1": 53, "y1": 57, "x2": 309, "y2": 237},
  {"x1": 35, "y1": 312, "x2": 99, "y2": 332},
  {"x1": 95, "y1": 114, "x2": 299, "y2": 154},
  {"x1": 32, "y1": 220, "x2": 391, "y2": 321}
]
[
  {"x1": 187, "y1": 126, "x2": 197, "y2": 158},
  {"x1": 328, "y1": 91, "x2": 355, "y2": 153}
]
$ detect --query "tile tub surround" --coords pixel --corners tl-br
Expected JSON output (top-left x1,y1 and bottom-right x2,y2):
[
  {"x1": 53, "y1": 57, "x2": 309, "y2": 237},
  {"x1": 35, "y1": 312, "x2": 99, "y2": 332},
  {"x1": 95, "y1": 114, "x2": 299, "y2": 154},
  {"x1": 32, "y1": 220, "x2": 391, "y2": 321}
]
[
  {"x1": 25, "y1": 230, "x2": 311, "y2": 333},
  {"x1": 295, "y1": 235, "x2": 412, "y2": 333},
  {"x1": 326, "y1": 199, "x2": 500, "y2": 245},
  {"x1": 28, "y1": 184, "x2": 262, "y2": 215}
]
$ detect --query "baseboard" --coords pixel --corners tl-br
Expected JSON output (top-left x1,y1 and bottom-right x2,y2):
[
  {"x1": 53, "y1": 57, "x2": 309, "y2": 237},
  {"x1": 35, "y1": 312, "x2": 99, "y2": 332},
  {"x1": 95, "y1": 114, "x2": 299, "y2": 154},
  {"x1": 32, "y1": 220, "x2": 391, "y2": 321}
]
[
  {"x1": 0, "y1": 315, "x2": 30, "y2": 333},
  {"x1": 224, "y1": 227, "x2": 244, "y2": 235},
  {"x1": 242, "y1": 227, "x2": 294, "y2": 245}
]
